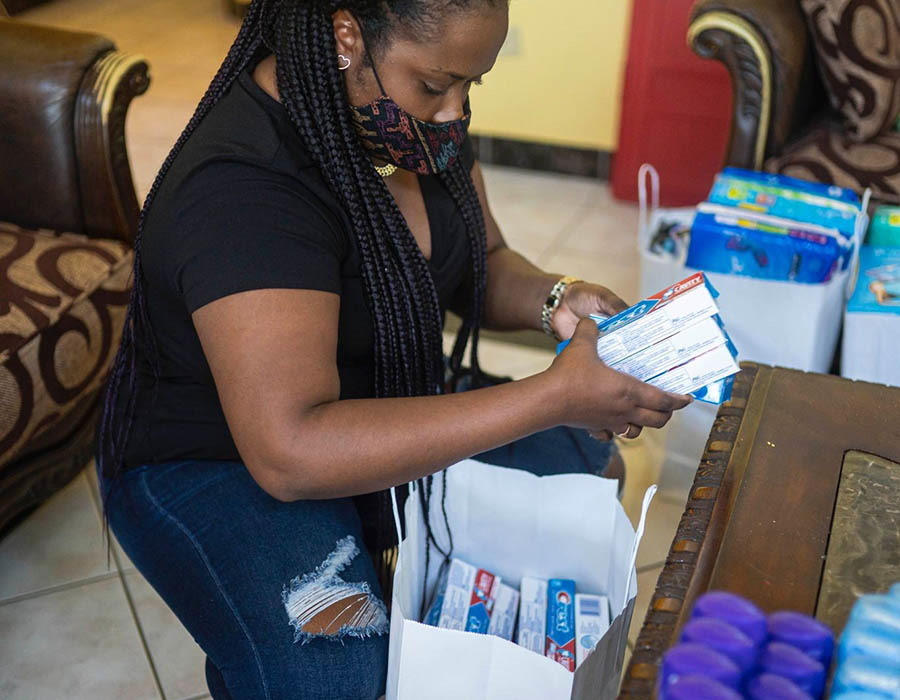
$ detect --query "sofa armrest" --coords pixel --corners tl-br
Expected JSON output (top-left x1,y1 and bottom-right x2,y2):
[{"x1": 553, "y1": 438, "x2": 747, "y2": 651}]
[
  {"x1": 0, "y1": 19, "x2": 149, "y2": 242},
  {"x1": 688, "y1": 0, "x2": 817, "y2": 170},
  {"x1": 75, "y1": 49, "x2": 150, "y2": 243}
]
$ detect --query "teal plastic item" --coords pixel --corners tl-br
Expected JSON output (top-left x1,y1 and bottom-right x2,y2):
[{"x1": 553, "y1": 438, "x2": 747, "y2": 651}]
[{"x1": 867, "y1": 206, "x2": 900, "y2": 247}]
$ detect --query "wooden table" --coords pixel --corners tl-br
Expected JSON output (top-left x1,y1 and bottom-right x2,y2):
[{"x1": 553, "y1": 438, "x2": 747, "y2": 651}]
[{"x1": 619, "y1": 362, "x2": 900, "y2": 698}]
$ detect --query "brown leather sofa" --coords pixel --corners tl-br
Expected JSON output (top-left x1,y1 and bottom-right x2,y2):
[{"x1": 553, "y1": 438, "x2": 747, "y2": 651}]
[
  {"x1": 0, "y1": 18, "x2": 148, "y2": 532},
  {"x1": 688, "y1": 0, "x2": 900, "y2": 204}
]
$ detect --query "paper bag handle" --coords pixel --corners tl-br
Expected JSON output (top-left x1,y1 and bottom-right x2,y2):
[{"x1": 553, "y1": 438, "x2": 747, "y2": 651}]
[
  {"x1": 637, "y1": 163, "x2": 660, "y2": 245},
  {"x1": 623, "y1": 484, "x2": 657, "y2": 611}
]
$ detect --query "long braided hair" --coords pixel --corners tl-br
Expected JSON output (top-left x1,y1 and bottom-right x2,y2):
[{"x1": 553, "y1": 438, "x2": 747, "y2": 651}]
[{"x1": 98, "y1": 0, "x2": 499, "y2": 587}]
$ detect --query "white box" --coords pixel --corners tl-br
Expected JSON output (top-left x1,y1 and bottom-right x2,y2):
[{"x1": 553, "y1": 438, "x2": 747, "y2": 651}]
[
  {"x1": 516, "y1": 577, "x2": 548, "y2": 655},
  {"x1": 575, "y1": 594, "x2": 610, "y2": 668},
  {"x1": 611, "y1": 316, "x2": 729, "y2": 382},
  {"x1": 488, "y1": 582, "x2": 520, "y2": 641},
  {"x1": 594, "y1": 273, "x2": 720, "y2": 367},
  {"x1": 648, "y1": 344, "x2": 740, "y2": 395},
  {"x1": 436, "y1": 559, "x2": 501, "y2": 634}
]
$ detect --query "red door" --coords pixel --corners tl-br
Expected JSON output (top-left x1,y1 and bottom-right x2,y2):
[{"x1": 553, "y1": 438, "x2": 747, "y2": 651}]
[{"x1": 612, "y1": 0, "x2": 733, "y2": 206}]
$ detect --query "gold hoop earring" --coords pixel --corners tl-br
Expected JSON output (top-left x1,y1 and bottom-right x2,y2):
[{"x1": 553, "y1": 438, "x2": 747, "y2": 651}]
[{"x1": 337, "y1": 54, "x2": 351, "y2": 71}]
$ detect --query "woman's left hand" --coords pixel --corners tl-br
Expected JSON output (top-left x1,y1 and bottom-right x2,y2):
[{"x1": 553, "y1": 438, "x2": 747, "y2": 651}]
[{"x1": 551, "y1": 281, "x2": 629, "y2": 341}]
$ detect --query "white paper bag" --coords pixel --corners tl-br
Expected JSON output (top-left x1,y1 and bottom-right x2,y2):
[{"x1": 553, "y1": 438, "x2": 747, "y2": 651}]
[{"x1": 386, "y1": 460, "x2": 655, "y2": 700}]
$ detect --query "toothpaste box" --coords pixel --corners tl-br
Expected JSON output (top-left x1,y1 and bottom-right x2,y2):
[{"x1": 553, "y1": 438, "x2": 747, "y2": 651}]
[
  {"x1": 610, "y1": 315, "x2": 730, "y2": 382},
  {"x1": 575, "y1": 594, "x2": 610, "y2": 668},
  {"x1": 647, "y1": 343, "x2": 740, "y2": 396},
  {"x1": 589, "y1": 273, "x2": 720, "y2": 366},
  {"x1": 487, "y1": 582, "x2": 520, "y2": 641},
  {"x1": 433, "y1": 558, "x2": 501, "y2": 634},
  {"x1": 545, "y1": 579, "x2": 577, "y2": 672},
  {"x1": 517, "y1": 577, "x2": 548, "y2": 654}
]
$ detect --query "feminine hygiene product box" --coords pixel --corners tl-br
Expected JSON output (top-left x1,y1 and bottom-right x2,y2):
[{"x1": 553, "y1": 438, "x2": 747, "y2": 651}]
[
  {"x1": 687, "y1": 203, "x2": 852, "y2": 283},
  {"x1": 841, "y1": 246, "x2": 900, "y2": 388},
  {"x1": 708, "y1": 167, "x2": 860, "y2": 238}
]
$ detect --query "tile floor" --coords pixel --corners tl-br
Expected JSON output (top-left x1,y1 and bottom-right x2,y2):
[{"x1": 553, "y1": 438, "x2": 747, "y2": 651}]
[{"x1": 2, "y1": 0, "x2": 698, "y2": 697}]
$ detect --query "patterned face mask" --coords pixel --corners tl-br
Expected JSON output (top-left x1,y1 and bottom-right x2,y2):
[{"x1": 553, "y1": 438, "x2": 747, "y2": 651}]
[{"x1": 349, "y1": 57, "x2": 471, "y2": 175}]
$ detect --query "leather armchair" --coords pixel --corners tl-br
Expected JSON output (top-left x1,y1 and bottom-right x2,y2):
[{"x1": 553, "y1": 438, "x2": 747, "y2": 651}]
[
  {"x1": 0, "y1": 18, "x2": 149, "y2": 532},
  {"x1": 689, "y1": 0, "x2": 900, "y2": 203}
]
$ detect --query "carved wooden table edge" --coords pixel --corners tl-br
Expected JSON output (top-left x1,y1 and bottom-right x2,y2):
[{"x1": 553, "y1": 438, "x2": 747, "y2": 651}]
[{"x1": 618, "y1": 362, "x2": 760, "y2": 698}]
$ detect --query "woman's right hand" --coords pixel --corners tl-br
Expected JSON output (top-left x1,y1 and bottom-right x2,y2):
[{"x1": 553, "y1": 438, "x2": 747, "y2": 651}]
[{"x1": 546, "y1": 318, "x2": 693, "y2": 441}]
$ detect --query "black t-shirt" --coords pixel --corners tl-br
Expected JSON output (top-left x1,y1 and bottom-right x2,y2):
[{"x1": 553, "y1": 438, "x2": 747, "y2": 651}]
[{"x1": 122, "y1": 61, "x2": 474, "y2": 467}]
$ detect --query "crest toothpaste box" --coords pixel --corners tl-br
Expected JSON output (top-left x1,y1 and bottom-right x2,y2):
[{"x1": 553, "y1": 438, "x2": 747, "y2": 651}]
[
  {"x1": 517, "y1": 577, "x2": 548, "y2": 654},
  {"x1": 575, "y1": 594, "x2": 610, "y2": 668},
  {"x1": 545, "y1": 579, "x2": 577, "y2": 672},
  {"x1": 433, "y1": 558, "x2": 501, "y2": 634},
  {"x1": 647, "y1": 343, "x2": 740, "y2": 397},
  {"x1": 556, "y1": 273, "x2": 721, "y2": 366},
  {"x1": 610, "y1": 315, "x2": 730, "y2": 382},
  {"x1": 488, "y1": 582, "x2": 520, "y2": 641}
]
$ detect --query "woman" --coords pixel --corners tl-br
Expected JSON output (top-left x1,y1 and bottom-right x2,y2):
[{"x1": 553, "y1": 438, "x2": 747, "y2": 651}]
[{"x1": 98, "y1": 0, "x2": 691, "y2": 697}]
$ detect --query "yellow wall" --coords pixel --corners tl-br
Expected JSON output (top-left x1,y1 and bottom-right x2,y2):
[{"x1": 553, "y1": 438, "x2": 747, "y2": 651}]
[{"x1": 471, "y1": 0, "x2": 633, "y2": 151}]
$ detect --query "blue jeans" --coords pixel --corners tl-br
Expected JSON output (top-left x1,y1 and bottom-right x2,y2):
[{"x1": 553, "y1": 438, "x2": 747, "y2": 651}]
[{"x1": 102, "y1": 431, "x2": 614, "y2": 699}]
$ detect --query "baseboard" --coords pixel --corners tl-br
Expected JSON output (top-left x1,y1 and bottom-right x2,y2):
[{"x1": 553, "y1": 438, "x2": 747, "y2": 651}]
[{"x1": 470, "y1": 135, "x2": 611, "y2": 180}]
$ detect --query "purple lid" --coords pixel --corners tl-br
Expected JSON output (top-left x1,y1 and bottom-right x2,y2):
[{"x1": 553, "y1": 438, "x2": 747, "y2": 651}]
[
  {"x1": 660, "y1": 643, "x2": 742, "y2": 692},
  {"x1": 746, "y1": 673, "x2": 814, "y2": 700},
  {"x1": 760, "y1": 642, "x2": 826, "y2": 698},
  {"x1": 680, "y1": 617, "x2": 758, "y2": 673},
  {"x1": 664, "y1": 675, "x2": 742, "y2": 700},
  {"x1": 768, "y1": 611, "x2": 834, "y2": 665},
  {"x1": 691, "y1": 591, "x2": 768, "y2": 645}
]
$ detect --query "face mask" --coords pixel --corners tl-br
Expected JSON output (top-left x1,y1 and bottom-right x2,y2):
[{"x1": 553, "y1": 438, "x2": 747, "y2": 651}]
[{"x1": 349, "y1": 55, "x2": 471, "y2": 175}]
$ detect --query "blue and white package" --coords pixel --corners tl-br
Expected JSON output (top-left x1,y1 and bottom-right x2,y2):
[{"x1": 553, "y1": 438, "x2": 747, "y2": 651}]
[
  {"x1": 556, "y1": 273, "x2": 739, "y2": 404},
  {"x1": 847, "y1": 247, "x2": 900, "y2": 315},
  {"x1": 687, "y1": 204, "x2": 851, "y2": 283},
  {"x1": 708, "y1": 167, "x2": 860, "y2": 238}
]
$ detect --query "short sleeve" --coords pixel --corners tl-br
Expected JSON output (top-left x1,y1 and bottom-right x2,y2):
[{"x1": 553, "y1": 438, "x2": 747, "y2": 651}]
[{"x1": 167, "y1": 161, "x2": 346, "y2": 314}]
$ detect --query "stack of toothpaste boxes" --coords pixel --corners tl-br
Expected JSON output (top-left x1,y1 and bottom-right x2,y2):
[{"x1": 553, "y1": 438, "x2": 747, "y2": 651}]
[
  {"x1": 423, "y1": 558, "x2": 610, "y2": 672},
  {"x1": 560, "y1": 271, "x2": 740, "y2": 404}
]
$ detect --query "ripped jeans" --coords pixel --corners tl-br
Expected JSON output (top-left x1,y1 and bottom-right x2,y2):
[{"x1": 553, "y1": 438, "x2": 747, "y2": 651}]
[{"x1": 102, "y1": 435, "x2": 614, "y2": 699}]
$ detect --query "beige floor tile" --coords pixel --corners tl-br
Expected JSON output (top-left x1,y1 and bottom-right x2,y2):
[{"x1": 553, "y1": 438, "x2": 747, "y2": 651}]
[
  {"x1": 480, "y1": 165, "x2": 601, "y2": 265},
  {"x1": 540, "y1": 245, "x2": 640, "y2": 310},
  {"x1": 629, "y1": 565, "x2": 663, "y2": 646},
  {"x1": 0, "y1": 473, "x2": 114, "y2": 602},
  {"x1": 124, "y1": 571, "x2": 208, "y2": 700},
  {"x1": 636, "y1": 497, "x2": 685, "y2": 571},
  {"x1": 0, "y1": 577, "x2": 160, "y2": 699}
]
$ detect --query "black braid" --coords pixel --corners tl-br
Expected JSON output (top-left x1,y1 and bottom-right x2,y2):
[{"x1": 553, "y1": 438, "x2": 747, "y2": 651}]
[{"x1": 98, "y1": 0, "x2": 498, "y2": 593}]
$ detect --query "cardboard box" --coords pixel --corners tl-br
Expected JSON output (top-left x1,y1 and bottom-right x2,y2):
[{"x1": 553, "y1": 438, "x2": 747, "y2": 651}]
[
  {"x1": 575, "y1": 594, "x2": 610, "y2": 668},
  {"x1": 488, "y1": 583, "x2": 520, "y2": 641},
  {"x1": 545, "y1": 579, "x2": 577, "y2": 672},
  {"x1": 516, "y1": 577, "x2": 547, "y2": 655}
]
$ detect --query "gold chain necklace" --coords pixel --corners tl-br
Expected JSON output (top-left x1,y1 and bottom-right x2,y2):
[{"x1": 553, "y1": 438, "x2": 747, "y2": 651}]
[{"x1": 374, "y1": 162, "x2": 398, "y2": 178}]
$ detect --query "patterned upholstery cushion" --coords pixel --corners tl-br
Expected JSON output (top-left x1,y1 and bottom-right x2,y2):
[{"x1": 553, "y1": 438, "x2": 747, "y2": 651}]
[
  {"x1": 765, "y1": 121, "x2": 900, "y2": 204},
  {"x1": 802, "y1": 0, "x2": 900, "y2": 141},
  {"x1": 0, "y1": 222, "x2": 132, "y2": 466}
]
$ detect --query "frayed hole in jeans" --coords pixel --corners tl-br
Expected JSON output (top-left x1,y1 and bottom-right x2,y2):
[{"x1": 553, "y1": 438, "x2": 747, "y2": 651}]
[{"x1": 283, "y1": 535, "x2": 389, "y2": 643}]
